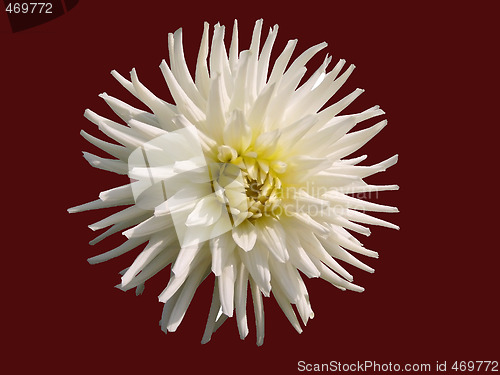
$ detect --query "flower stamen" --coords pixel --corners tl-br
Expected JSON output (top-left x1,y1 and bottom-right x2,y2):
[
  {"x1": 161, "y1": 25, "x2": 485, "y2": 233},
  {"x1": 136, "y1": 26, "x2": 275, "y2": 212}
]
[{"x1": 212, "y1": 146, "x2": 285, "y2": 223}]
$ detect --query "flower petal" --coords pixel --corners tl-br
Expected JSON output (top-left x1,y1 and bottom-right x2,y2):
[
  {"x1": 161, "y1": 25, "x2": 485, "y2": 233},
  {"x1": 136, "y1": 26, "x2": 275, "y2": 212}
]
[
  {"x1": 232, "y1": 220, "x2": 257, "y2": 251},
  {"x1": 235, "y1": 263, "x2": 249, "y2": 339},
  {"x1": 185, "y1": 195, "x2": 223, "y2": 227}
]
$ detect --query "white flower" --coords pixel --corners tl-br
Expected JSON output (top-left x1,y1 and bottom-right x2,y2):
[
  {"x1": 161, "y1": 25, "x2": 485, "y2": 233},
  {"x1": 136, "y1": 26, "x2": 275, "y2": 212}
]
[{"x1": 68, "y1": 19, "x2": 398, "y2": 345}]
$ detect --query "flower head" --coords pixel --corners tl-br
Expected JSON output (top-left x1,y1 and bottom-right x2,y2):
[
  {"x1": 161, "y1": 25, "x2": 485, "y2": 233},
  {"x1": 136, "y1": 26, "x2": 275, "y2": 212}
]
[{"x1": 69, "y1": 20, "x2": 398, "y2": 345}]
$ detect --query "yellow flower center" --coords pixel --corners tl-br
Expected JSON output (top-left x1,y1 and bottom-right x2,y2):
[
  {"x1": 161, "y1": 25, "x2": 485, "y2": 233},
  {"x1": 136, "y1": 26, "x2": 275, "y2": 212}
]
[{"x1": 213, "y1": 144, "x2": 287, "y2": 223}]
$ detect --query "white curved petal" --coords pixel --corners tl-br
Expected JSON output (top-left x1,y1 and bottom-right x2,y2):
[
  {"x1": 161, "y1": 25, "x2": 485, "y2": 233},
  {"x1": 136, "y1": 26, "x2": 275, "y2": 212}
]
[
  {"x1": 231, "y1": 220, "x2": 257, "y2": 251},
  {"x1": 210, "y1": 232, "x2": 236, "y2": 276},
  {"x1": 235, "y1": 263, "x2": 249, "y2": 340},
  {"x1": 201, "y1": 280, "x2": 221, "y2": 344},
  {"x1": 250, "y1": 278, "x2": 265, "y2": 346},
  {"x1": 185, "y1": 195, "x2": 223, "y2": 227},
  {"x1": 218, "y1": 251, "x2": 237, "y2": 317}
]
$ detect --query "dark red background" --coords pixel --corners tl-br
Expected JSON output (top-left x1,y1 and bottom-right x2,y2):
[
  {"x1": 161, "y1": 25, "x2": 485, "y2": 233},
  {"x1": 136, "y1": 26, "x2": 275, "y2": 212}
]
[{"x1": 2, "y1": 1, "x2": 498, "y2": 373}]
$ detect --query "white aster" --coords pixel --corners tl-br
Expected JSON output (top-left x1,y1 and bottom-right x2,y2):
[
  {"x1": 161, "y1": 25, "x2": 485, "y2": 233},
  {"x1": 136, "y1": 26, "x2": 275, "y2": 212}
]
[{"x1": 69, "y1": 19, "x2": 398, "y2": 345}]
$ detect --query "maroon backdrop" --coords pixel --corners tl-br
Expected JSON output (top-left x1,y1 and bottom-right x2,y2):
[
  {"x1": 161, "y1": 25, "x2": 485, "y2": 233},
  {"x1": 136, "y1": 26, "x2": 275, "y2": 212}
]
[{"x1": 2, "y1": 1, "x2": 498, "y2": 374}]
